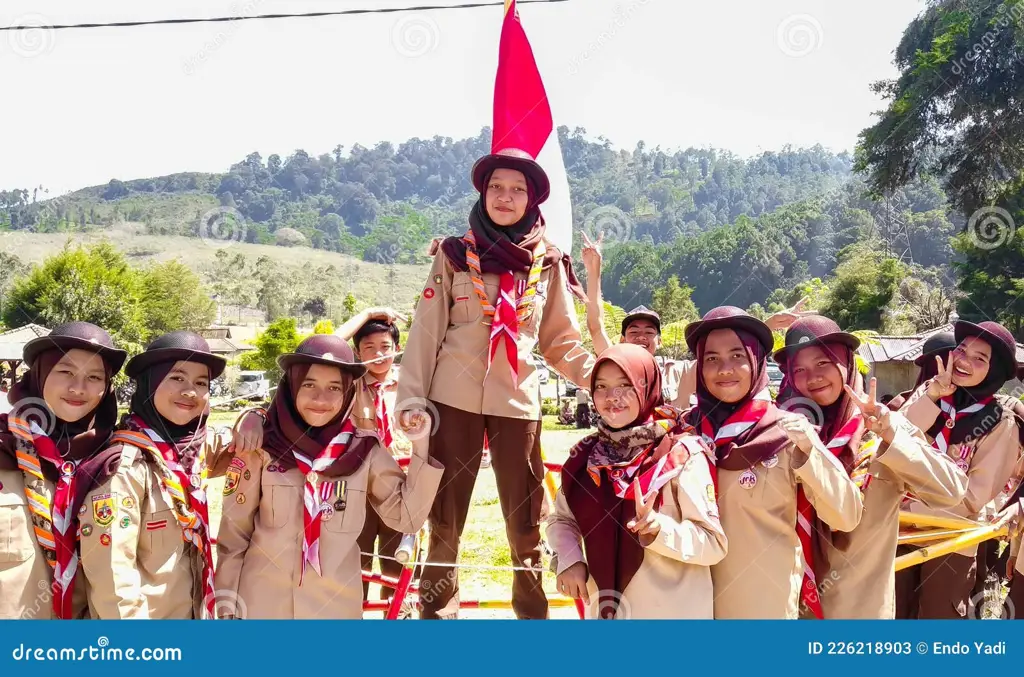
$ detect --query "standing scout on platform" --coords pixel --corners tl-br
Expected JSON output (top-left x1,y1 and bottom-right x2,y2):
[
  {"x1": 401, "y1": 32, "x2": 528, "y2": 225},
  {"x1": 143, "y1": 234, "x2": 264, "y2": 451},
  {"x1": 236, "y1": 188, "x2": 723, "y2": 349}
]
[
  {"x1": 774, "y1": 317, "x2": 966, "y2": 619},
  {"x1": 79, "y1": 332, "x2": 228, "y2": 619},
  {"x1": 0, "y1": 322, "x2": 127, "y2": 620},
  {"x1": 895, "y1": 320, "x2": 1023, "y2": 619},
  {"x1": 679, "y1": 307, "x2": 863, "y2": 619},
  {"x1": 546, "y1": 344, "x2": 726, "y2": 619},
  {"x1": 398, "y1": 148, "x2": 593, "y2": 620},
  {"x1": 578, "y1": 231, "x2": 813, "y2": 408},
  {"x1": 215, "y1": 335, "x2": 442, "y2": 619}
]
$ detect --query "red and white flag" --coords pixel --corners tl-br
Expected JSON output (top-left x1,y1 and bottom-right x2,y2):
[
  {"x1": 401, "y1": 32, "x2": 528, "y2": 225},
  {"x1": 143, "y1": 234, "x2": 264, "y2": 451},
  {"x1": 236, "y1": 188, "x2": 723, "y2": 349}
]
[{"x1": 492, "y1": 0, "x2": 573, "y2": 254}]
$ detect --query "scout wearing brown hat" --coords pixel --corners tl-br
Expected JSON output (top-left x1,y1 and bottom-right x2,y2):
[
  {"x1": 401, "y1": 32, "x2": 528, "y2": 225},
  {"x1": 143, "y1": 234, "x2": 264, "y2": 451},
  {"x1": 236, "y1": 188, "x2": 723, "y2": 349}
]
[
  {"x1": 680, "y1": 307, "x2": 863, "y2": 618},
  {"x1": 397, "y1": 148, "x2": 593, "y2": 620},
  {"x1": 215, "y1": 334, "x2": 443, "y2": 619},
  {"x1": 895, "y1": 320, "x2": 1024, "y2": 619},
  {"x1": 775, "y1": 317, "x2": 966, "y2": 619},
  {"x1": 79, "y1": 331, "x2": 230, "y2": 619},
  {"x1": 0, "y1": 322, "x2": 126, "y2": 619},
  {"x1": 886, "y1": 331, "x2": 958, "y2": 412}
]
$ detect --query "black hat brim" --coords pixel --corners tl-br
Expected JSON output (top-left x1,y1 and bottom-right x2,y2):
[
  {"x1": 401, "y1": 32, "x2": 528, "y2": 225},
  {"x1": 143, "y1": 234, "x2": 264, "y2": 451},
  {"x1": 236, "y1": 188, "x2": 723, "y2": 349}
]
[
  {"x1": 277, "y1": 353, "x2": 367, "y2": 379},
  {"x1": 685, "y1": 316, "x2": 773, "y2": 354},
  {"x1": 773, "y1": 332, "x2": 861, "y2": 364},
  {"x1": 621, "y1": 312, "x2": 662, "y2": 336},
  {"x1": 23, "y1": 335, "x2": 128, "y2": 373},
  {"x1": 914, "y1": 345, "x2": 955, "y2": 367},
  {"x1": 954, "y1": 321, "x2": 1017, "y2": 368},
  {"x1": 126, "y1": 348, "x2": 227, "y2": 380},
  {"x1": 471, "y1": 155, "x2": 551, "y2": 205}
]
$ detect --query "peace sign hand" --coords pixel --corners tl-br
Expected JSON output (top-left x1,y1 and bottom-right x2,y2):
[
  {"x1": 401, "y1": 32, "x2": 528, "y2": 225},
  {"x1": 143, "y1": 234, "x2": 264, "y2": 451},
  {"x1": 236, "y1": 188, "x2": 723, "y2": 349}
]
[
  {"x1": 925, "y1": 353, "x2": 957, "y2": 401},
  {"x1": 580, "y1": 231, "x2": 604, "y2": 276},
  {"x1": 844, "y1": 377, "x2": 893, "y2": 441},
  {"x1": 626, "y1": 477, "x2": 661, "y2": 546}
]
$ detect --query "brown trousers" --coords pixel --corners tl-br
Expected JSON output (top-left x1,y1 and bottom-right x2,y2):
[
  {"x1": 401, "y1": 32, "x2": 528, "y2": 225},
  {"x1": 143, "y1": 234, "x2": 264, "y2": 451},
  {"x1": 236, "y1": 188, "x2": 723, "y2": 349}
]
[
  {"x1": 894, "y1": 547, "x2": 977, "y2": 619},
  {"x1": 358, "y1": 506, "x2": 405, "y2": 601},
  {"x1": 419, "y1": 401, "x2": 547, "y2": 620}
]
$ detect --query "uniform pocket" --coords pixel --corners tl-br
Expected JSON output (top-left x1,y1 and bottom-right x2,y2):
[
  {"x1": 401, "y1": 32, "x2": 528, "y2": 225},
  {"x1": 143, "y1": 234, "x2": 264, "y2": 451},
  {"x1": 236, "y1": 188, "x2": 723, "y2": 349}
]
[
  {"x1": 0, "y1": 490, "x2": 35, "y2": 563},
  {"x1": 260, "y1": 474, "x2": 299, "y2": 529},
  {"x1": 322, "y1": 480, "x2": 365, "y2": 534},
  {"x1": 450, "y1": 279, "x2": 475, "y2": 325},
  {"x1": 144, "y1": 509, "x2": 180, "y2": 559}
]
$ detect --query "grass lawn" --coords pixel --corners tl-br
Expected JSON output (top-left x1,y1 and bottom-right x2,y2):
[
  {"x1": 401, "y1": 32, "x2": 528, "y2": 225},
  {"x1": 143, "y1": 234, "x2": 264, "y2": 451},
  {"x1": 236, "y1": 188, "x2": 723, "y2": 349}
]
[{"x1": 205, "y1": 414, "x2": 593, "y2": 619}]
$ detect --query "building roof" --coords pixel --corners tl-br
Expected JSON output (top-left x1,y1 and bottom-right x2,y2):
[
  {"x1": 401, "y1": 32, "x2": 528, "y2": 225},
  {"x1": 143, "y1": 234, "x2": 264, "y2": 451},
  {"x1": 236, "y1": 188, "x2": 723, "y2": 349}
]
[
  {"x1": 859, "y1": 322, "x2": 1024, "y2": 367},
  {"x1": 0, "y1": 323, "x2": 50, "y2": 361}
]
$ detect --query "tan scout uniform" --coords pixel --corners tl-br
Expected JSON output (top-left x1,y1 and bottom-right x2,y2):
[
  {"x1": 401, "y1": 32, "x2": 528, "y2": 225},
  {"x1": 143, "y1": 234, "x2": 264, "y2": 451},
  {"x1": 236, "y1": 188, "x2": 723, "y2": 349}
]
[
  {"x1": 711, "y1": 442, "x2": 863, "y2": 619},
  {"x1": 215, "y1": 436, "x2": 442, "y2": 619},
  {"x1": 665, "y1": 359, "x2": 697, "y2": 409},
  {"x1": 398, "y1": 249, "x2": 593, "y2": 420},
  {"x1": 820, "y1": 413, "x2": 968, "y2": 619},
  {"x1": 79, "y1": 442, "x2": 213, "y2": 619},
  {"x1": 1, "y1": 469, "x2": 55, "y2": 619},
  {"x1": 899, "y1": 389, "x2": 1020, "y2": 557},
  {"x1": 546, "y1": 447, "x2": 727, "y2": 619}
]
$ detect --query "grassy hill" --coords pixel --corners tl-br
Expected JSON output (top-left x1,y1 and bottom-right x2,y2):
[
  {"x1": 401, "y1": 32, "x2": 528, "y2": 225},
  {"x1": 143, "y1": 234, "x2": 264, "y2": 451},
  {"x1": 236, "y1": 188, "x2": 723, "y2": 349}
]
[{"x1": 0, "y1": 226, "x2": 431, "y2": 313}]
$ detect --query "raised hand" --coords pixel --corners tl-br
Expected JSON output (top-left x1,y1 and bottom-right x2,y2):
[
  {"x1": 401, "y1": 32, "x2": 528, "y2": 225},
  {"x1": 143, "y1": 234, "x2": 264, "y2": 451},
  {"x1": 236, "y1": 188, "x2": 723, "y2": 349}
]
[
  {"x1": 844, "y1": 377, "x2": 893, "y2": 440},
  {"x1": 626, "y1": 477, "x2": 661, "y2": 546},
  {"x1": 581, "y1": 230, "x2": 604, "y2": 276},
  {"x1": 925, "y1": 352, "x2": 957, "y2": 401},
  {"x1": 364, "y1": 307, "x2": 409, "y2": 325},
  {"x1": 765, "y1": 296, "x2": 818, "y2": 331}
]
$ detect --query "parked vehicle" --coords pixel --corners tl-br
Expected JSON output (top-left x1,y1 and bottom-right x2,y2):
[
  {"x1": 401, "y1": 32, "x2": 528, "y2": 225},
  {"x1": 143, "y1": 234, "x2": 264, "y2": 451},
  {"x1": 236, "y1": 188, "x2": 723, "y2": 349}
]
[
  {"x1": 766, "y1": 360, "x2": 784, "y2": 388},
  {"x1": 235, "y1": 371, "x2": 271, "y2": 400},
  {"x1": 526, "y1": 353, "x2": 549, "y2": 384}
]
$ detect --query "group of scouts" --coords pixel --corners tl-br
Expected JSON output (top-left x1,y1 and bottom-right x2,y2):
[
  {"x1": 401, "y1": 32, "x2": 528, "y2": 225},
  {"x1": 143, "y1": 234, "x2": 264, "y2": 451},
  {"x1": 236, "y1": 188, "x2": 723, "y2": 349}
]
[{"x1": 1, "y1": 147, "x2": 1023, "y2": 621}]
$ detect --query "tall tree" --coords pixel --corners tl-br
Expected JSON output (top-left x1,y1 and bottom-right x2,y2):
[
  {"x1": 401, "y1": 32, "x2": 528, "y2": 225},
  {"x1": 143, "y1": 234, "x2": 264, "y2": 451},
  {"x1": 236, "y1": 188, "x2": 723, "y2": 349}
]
[{"x1": 140, "y1": 260, "x2": 216, "y2": 335}]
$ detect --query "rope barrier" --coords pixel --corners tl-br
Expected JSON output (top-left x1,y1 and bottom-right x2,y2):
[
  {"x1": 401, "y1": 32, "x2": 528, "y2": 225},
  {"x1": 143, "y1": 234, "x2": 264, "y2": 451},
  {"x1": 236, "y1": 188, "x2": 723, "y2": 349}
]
[{"x1": 367, "y1": 551, "x2": 548, "y2": 573}]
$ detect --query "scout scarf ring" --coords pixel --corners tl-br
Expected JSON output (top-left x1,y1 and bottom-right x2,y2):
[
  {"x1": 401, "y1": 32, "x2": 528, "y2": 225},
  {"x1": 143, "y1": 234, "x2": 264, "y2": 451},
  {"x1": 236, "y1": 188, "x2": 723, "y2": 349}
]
[
  {"x1": 291, "y1": 417, "x2": 359, "y2": 584},
  {"x1": 934, "y1": 395, "x2": 993, "y2": 460},
  {"x1": 110, "y1": 416, "x2": 216, "y2": 619}
]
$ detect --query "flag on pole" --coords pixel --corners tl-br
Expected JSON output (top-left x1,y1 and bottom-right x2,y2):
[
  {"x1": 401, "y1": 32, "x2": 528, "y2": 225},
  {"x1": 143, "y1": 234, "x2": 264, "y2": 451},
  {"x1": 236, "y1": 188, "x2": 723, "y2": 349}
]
[{"x1": 492, "y1": 0, "x2": 573, "y2": 254}]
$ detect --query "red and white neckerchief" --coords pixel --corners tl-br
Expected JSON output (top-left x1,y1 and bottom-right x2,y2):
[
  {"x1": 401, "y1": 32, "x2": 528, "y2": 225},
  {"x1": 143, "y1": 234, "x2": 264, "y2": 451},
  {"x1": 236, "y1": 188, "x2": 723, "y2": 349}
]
[
  {"x1": 795, "y1": 415, "x2": 860, "y2": 620},
  {"x1": 697, "y1": 388, "x2": 773, "y2": 450},
  {"x1": 933, "y1": 395, "x2": 992, "y2": 457},
  {"x1": 487, "y1": 273, "x2": 522, "y2": 386},
  {"x1": 368, "y1": 378, "x2": 395, "y2": 449},
  {"x1": 291, "y1": 419, "x2": 357, "y2": 583},
  {"x1": 112, "y1": 417, "x2": 216, "y2": 619},
  {"x1": 10, "y1": 418, "x2": 78, "y2": 619},
  {"x1": 617, "y1": 436, "x2": 714, "y2": 505}
]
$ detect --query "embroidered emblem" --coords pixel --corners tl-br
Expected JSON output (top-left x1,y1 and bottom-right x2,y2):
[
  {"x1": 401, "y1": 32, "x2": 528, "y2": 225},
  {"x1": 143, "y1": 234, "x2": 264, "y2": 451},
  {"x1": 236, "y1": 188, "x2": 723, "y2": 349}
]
[
  {"x1": 224, "y1": 457, "x2": 245, "y2": 496},
  {"x1": 423, "y1": 288, "x2": 435, "y2": 300},
  {"x1": 320, "y1": 503, "x2": 336, "y2": 521},
  {"x1": 536, "y1": 281, "x2": 548, "y2": 296},
  {"x1": 706, "y1": 484, "x2": 716, "y2": 501},
  {"x1": 122, "y1": 497, "x2": 135, "y2": 509},
  {"x1": 81, "y1": 524, "x2": 93, "y2": 537},
  {"x1": 146, "y1": 520, "x2": 168, "y2": 531},
  {"x1": 120, "y1": 516, "x2": 131, "y2": 529},
  {"x1": 434, "y1": 274, "x2": 442, "y2": 285},
  {"x1": 99, "y1": 533, "x2": 111, "y2": 547},
  {"x1": 243, "y1": 469, "x2": 251, "y2": 481},
  {"x1": 236, "y1": 494, "x2": 246, "y2": 505},
  {"x1": 92, "y1": 493, "x2": 115, "y2": 527}
]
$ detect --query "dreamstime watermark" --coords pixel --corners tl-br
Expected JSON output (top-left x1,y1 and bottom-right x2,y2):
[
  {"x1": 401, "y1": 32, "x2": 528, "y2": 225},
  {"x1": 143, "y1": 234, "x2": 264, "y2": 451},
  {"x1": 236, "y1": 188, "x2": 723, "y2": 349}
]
[
  {"x1": 4, "y1": 14, "x2": 56, "y2": 59},
  {"x1": 950, "y1": 1, "x2": 1024, "y2": 76},
  {"x1": 776, "y1": 14, "x2": 824, "y2": 58},
  {"x1": 197, "y1": 206, "x2": 248, "y2": 249},
  {"x1": 969, "y1": 588, "x2": 1015, "y2": 620},
  {"x1": 568, "y1": 0, "x2": 650, "y2": 75},
  {"x1": 966, "y1": 206, "x2": 1016, "y2": 250},
  {"x1": 778, "y1": 396, "x2": 825, "y2": 427},
  {"x1": 417, "y1": 567, "x2": 458, "y2": 608},
  {"x1": 588, "y1": 589, "x2": 632, "y2": 619},
  {"x1": 10, "y1": 397, "x2": 57, "y2": 436},
  {"x1": 182, "y1": 0, "x2": 266, "y2": 75},
  {"x1": 390, "y1": 14, "x2": 440, "y2": 58},
  {"x1": 203, "y1": 589, "x2": 248, "y2": 619},
  {"x1": 582, "y1": 205, "x2": 634, "y2": 245},
  {"x1": 393, "y1": 397, "x2": 441, "y2": 442},
  {"x1": 798, "y1": 569, "x2": 841, "y2": 617},
  {"x1": 11, "y1": 637, "x2": 182, "y2": 662}
]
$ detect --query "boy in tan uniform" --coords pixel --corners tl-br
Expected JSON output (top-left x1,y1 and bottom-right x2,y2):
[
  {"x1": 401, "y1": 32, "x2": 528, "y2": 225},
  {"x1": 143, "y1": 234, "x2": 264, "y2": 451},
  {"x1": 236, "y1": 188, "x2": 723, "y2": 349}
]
[{"x1": 895, "y1": 320, "x2": 1023, "y2": 618}]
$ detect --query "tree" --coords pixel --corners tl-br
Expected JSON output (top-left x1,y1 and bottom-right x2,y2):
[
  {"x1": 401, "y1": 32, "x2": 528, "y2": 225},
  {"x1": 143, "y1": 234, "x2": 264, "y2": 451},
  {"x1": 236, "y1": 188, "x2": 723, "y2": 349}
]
[
  {"x1": 237, "y1": 317, "x2": 301, "y2": 382},
  {"x1": 312, "y1": 319, "x2": 335, "y2": 335},
  {"x1": 651, "y1": 275, "x2": 699, "y2": 325},
  {"x1": 820, "y1": 242, "x2": 908, "y2": 331},
  {"x1": 855, "y1": 0, "x2": 1024, "y2": 217},
  {"x1": 0, "y1": 252, "x2": 29, "y2": 322},
  {"x1": 3, "y1": 242, "x2": 147, "y2": 351},
  {"x1": 140, "y1": 260, "x2": 216, "y2": 336}
]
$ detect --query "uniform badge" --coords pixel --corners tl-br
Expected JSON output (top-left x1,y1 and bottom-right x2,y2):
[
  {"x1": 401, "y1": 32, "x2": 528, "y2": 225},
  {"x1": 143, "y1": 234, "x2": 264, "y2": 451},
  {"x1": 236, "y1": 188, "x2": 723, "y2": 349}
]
[
  {"x1": 706, "y1": 484, "x2": 716, "y2": 502},
  {"x1": 79, "y1": 505, "x2": 87, "y2": 515},
  {"x1": 433, "y1": 274, "x2": 442, "y2": 285},
  {"x1": 99, "y1": 533, "x2": 111, "y2": 547},
  {"x1": 92, "y1": 493, "x2": 115, "y2": 527},
  {"x1": 122, "y1": 497, "x2": 135, "y2": 509},
  {"x1": 423, "y1": 288, "x2": 435, "y2": 300},
  {"x1": 236, "y1": 494, "x2": 246, "y2": 505},
  {"x1": 320, "y1": 503, "x2": 336, "y2": 521},
  {"x1": 81, "y1": 524, "x2": 93, "y2": 537},
  {"x1": 223, "y1": 457, "x2": 246, "y2": 496},
  {"x1": 120, "y1": 516, "x2": 131, "y2": 528},
  {"x1": 243, "y1": 469, "x2": 251, "y2": 481},
  {"x1": 190, "y1": 474, "x2": 201, "y2": 488},
  {"x1": 145, "y1": 520, "x2": 168, "y2": 531},
  {"x1": 536, "y1": 281, "x2": 548, "y2": 296},
  {"x1": 762, "y1": 454, "x2": 779, "y2": 469},
  {"x1": 327, "y1": 480, "x2": 347, "y2": 511},
  {"x1": 738, "y1": 469, "x2": 758, "y2": 489},
  {"x1": 267, "y1": 464, "x2": 278, "y2": 473}
]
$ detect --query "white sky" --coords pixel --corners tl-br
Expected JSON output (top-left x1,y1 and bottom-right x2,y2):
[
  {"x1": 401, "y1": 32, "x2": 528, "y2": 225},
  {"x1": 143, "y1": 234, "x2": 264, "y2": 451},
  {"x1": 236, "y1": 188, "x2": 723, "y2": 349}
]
[{"x1": 2, "y1": 0, "x2": 927, "y2": 195}]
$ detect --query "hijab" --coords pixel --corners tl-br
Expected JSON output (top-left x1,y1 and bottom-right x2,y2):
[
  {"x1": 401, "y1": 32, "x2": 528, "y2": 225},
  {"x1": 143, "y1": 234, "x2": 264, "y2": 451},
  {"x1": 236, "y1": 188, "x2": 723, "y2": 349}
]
[
  {"x1": 261, "y1": 363, "x2": 376, "y2": 477},
  {"x1": 888, "y1": 346, "x2": 953, "y2": 412},
  {"x1": 126, "y1": 360, "x2": 209, "y2": 471},
  {"x1": 686, "y1": 328, "x2": 790, "y2": 470}
]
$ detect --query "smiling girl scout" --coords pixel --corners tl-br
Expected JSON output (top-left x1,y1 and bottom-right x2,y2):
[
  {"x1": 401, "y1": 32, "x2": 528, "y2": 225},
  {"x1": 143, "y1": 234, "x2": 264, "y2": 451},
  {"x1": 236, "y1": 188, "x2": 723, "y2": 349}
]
[
  {"x1": 0, "y1": 322, "x2": 127, "y2": 620},
  {"x1": 398, "y1": 148, "x2": 593, "y2": 620},
  {"x1": 680, "y1": 307, "x2": 864, "y2": 619},
  {"x1": 546, "y1": 344, "x2": 726, "y2": 619},
  {"x1": 895, "y1": 320, "x2": 1023, "y2": 619},
  {"x1": 215, "y1": 335, "x2": 442, "y2": 619},
  {"x1": 774, "y1": 317, "x2": 966, "y2": 619},
  {"x1": 78, "y1": 331, "x2": 228, "y2": 619}
]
